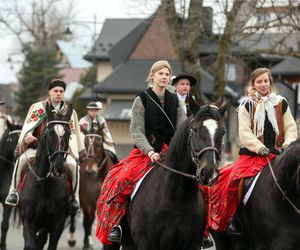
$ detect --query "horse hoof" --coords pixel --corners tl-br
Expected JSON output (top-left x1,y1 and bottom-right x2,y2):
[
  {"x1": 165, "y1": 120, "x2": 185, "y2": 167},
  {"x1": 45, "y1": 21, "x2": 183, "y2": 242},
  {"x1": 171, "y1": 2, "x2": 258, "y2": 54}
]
[
  {"x1": 68, "y1": 239, "x2": 76, "y2": 247},
  {"x1": 83, "y1": 245, "x2": 93, "y2": 250}
]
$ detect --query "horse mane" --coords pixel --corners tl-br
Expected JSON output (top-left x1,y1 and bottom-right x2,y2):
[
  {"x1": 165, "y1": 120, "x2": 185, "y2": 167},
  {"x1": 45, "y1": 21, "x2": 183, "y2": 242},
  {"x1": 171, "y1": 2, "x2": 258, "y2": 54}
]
[{"x1": 272, "y1": 138, "x2": 300, "y2": 190}]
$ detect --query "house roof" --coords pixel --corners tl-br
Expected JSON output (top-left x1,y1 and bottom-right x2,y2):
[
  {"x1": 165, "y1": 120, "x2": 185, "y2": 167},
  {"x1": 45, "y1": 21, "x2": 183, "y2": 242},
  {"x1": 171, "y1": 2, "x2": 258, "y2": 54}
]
[
  {"x1": 102, "y1": 100, "x2": 132, "y2": 121},
  {"x1": 56, "y1": 40, "x2": 92, "y2": 68},
  {"x1": 271, "y1": 56, "x2": 300, "y2": 76},
  {"x1": 238, "y1": 33, "x2": 300, "y2": 53},
  {"x1": 84, "y1": 18, "x2": 145, "y2": 61},
  {"x1": 95, "y1": 59, "x2": 238, "y2": 98}
]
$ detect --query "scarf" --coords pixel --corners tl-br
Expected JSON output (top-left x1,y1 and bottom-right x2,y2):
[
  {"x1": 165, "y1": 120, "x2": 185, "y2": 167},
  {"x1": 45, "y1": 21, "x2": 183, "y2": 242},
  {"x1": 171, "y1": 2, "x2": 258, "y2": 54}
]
[{"x1": 239, "y1": 89, "x2": 283, "y2": 138}]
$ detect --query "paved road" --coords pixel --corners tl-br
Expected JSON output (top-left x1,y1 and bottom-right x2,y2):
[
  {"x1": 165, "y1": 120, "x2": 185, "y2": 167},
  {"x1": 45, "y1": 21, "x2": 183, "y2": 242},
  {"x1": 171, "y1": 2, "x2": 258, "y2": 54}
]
[
  {"x1": 2, "y1": 206, "x2": 103, "y2": 250},
  {"x1": 2, "y1": 206, "x2": 215, "y2": 250}
]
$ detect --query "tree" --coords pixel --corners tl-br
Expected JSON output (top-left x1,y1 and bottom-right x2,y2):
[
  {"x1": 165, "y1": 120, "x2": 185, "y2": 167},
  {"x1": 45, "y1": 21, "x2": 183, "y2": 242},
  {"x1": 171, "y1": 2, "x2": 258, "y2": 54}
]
[
  {"x1": 0, "y1": 0, "x2": 75, "y2": 117},
  {"x1": 16, "y1": 45, "x2": 60, "y2": 118}
]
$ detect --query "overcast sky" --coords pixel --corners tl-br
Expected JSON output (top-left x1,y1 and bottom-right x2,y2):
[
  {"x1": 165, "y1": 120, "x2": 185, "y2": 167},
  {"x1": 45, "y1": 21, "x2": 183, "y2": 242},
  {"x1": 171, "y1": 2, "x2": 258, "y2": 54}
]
[{"x1": 0, "y1": 0, "x2": 161, "y2": 84}]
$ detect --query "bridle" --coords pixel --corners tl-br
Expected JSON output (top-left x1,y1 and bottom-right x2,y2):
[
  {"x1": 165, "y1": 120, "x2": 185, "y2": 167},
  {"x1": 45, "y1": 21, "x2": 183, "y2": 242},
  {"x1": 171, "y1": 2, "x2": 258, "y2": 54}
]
[
  {"x1": 156, "y1": 126, "x2": 221, "y2": 182},
  {"x1": 0, "y1": 129, "x2": 21, "y2": 165},
  {"x1": 85, "y1": 133, "x2": 107, "y2": 171},
  {"x1": 28, "y1": 120, "x2": 70, "y2": 181}
]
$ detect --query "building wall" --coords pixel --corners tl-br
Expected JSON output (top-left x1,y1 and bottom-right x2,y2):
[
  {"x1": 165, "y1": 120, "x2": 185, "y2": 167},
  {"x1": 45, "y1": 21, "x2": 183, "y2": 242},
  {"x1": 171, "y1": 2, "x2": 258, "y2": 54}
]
[
  {"x1": 97, "y1": 61, "x2": 113, "y2": 82},
  {"x1": 108, "y1": 120, "x2": 132, "y2": 144}
]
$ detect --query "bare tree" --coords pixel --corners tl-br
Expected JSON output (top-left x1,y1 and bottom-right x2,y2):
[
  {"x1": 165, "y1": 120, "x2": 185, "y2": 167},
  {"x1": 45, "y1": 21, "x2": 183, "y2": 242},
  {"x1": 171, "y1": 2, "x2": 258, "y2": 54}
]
[{"x1": 0, "y1": 0, "x2": 75, "y2": 48}]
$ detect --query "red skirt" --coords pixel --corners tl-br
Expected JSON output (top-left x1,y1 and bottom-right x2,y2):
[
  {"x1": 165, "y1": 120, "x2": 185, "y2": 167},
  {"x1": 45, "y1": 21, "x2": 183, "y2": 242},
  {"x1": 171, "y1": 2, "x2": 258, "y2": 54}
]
[
  {"x1": 206, "y1": 153, "x2": 276, "y2": 232},
  {"x1": 96, "y1": 146, "x2": 167, "y2": 245}
]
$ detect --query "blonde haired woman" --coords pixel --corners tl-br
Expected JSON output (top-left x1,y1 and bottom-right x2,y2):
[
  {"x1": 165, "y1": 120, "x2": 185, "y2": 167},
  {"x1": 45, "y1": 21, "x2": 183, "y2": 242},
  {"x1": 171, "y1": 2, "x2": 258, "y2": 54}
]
[{"x1": 96, "y1": 60, "x2": 186, "y2": 244}]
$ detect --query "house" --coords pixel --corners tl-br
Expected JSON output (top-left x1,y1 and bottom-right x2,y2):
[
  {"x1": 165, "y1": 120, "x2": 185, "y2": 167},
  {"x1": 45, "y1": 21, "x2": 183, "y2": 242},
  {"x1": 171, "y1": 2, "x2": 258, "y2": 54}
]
[
  {"x1": 84, "y1": 4, "x2": 300, "y2": 158},
  {"x1": 55, "y1": 40, "x2": 91, "y2": 101}
]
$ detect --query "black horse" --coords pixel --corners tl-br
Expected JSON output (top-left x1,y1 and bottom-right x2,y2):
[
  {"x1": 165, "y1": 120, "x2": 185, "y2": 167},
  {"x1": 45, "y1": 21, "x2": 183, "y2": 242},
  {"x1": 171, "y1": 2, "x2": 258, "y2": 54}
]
[
  {"x1": 213, "y1": 138, "x2": 300, "y2": 250},
  {"x1": 68, "y1": 132, "x2": 114, "y2": 250},
  {"x1": 0, "y1": 121, "x2": 21, "y2": 250},
  {"x1": 19, "y1": 103, "x2": 73, "y2": 250},
  {"x1": 104, "y1": 100, "x2": 229, "y2": 250}
]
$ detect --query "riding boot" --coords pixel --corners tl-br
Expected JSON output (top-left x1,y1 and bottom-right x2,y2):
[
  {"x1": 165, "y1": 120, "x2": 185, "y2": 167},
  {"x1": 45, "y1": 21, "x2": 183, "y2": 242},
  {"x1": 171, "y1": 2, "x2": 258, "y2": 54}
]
[
  {"x1": 5, "y1": 157, "x2": 22, "y2": 206},
  {"x1": 201, "y1": 235, "x2": 214, "y2": 249},
  {"x1": 108, "y1": 225, "x2": 122, "y2": 243},
  {"x1": 227, "y1": 204, "x2": 243, "y2": 236},
  {"x1": 67, "y1": 156, "x2": 80, "y2": 213}
]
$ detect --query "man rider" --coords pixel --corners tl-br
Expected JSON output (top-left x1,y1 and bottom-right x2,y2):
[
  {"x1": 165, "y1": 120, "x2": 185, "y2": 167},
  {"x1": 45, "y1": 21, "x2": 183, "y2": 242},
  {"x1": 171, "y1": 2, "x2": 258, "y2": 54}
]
[
  {"x1": 5, "y1": 79, "x2": 85, "y2": 212},
  {"x1": 79, "y1": 101, "x2": 118, "y2": 164}
]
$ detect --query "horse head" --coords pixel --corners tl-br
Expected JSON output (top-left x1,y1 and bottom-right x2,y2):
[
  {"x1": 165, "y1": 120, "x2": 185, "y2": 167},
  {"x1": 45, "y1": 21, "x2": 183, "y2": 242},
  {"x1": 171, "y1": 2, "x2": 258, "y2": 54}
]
[
  {"x1": 0, "y1": 120, "x2": 22, "y2": 166},
  {"x1": 40, "y1": 103, "x2": 72, "y2": 176},
  {"x1": 83, "y1": 133, "x2": 106, "y2": 175},
  {"x1": 188, "y1": 97, "x2": 229, "y2": 185}
]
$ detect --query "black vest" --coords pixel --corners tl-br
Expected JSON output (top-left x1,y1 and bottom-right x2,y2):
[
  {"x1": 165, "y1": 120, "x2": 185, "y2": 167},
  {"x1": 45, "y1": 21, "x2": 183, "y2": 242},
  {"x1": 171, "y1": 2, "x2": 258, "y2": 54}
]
[{"x1": 139, "y1": 88, "x2": 178, "y2": 152}]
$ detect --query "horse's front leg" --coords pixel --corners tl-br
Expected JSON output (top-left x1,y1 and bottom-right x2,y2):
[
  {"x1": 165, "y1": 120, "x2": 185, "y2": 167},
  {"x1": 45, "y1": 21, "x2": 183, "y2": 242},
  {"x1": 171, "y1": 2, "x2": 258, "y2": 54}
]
[
  {"x1": 83, "y1": 210, "x2": 95, "y2": 249},
  {"x1": 22, "y1": 218, "x2": 37, "y2": 250},
  {"x1": 68, "y1": 212, "x2": 77, "y2": 247},
  {"x1": 0, "y1": 205, "x2": 12, "y2": 250},
  {"x1": 47, "y1": 218, "x2": 65, "y2": 250}
]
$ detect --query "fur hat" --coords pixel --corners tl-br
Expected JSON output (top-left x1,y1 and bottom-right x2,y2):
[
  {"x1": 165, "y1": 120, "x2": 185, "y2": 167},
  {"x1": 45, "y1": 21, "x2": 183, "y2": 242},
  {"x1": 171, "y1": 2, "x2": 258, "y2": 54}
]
[
  {"x1": 172, "y1": 73, "x2": 197, "y2": 86},
  {"x1": 48, "y1": 79, "x2": 66, "y2": 90}
]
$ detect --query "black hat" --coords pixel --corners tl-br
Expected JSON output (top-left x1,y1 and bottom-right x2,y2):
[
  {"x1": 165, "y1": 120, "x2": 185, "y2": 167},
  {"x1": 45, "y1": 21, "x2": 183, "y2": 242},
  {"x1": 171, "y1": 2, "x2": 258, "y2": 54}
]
[
  {"x1": 86, "y1": 101, "x2": 103, "y2": 110},
  {"x1": 172, "y1": 73, "x2": 197, "y2": 86},
  {"x1": 48, "y1": 79, "x2": 66, "y2": 90}
]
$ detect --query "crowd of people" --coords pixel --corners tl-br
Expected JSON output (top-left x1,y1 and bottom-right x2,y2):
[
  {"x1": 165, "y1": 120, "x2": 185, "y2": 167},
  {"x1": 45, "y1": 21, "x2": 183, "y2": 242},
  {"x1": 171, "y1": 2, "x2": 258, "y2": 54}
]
[{"x1": 0, "y1": 60, "x2": 298, "y2": 249}]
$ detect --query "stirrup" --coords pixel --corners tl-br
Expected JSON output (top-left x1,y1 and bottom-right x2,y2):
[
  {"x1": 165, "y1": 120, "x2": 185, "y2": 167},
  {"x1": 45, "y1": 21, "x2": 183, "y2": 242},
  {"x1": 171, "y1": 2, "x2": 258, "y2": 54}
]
[
  {"x1": 202, "y1": 235, "x2": 214, "y2": 249},
  {"x1": 5, "y1": 192, "x2": 19, "y2": 206},
  {"x1": 227, "y1": 218, "x2": 243, "y2": 236},
  {"x1": 108, "y1": 225, "x2": 122, "y2": 243}
]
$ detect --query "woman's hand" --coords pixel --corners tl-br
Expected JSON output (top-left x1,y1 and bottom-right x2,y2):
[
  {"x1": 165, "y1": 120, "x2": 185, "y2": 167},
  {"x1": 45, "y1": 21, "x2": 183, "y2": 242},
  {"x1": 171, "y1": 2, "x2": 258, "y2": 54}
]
[{"x1": 148, "y1": 150, "x2": 160, "y2": 163}]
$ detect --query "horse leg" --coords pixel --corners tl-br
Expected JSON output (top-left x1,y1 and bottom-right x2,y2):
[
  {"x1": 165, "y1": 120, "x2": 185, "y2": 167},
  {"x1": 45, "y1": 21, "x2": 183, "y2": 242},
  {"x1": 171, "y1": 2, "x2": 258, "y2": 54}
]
[
  {"x1": 47, "y1": 219, "x2": 65, "y2": 250},
  {"x1": 68, "y1": 213, "x2": 77, "y2": 247},
  {"x1": 212, "y1": 231, "x2": 234, "y2": 250},
  {"x1": 22, "y1": 219, "x2": 37, "y2": 250},
  {"x1": 0, "y1": 205, "x2": 12, "y2": 250},
  {"x1": 82, "y1": 211, "x2": 94, "y2": 250}
]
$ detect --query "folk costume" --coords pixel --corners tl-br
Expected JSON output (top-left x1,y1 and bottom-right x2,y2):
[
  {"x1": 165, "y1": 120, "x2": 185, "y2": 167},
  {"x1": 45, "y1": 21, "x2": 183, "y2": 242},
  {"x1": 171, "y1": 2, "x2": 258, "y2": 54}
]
[
  {"x1": 0, "y1": 100, "x2": 11, "y2": 139},
  {"x1": 6, "y1": 99, "x2": 85, "y2": 207},
  {"x1": 172, "y1": 73, "x2": 199, "y2": 117},
  {"x1": 79, "y1": 111, "x2": 118, "y2": 164},
  {"x1": 96, "y1": 87, "x2": 186, "y2": 244},
  {"x1": 205, "y1": 91, "x2": 297, "y2": 232}
]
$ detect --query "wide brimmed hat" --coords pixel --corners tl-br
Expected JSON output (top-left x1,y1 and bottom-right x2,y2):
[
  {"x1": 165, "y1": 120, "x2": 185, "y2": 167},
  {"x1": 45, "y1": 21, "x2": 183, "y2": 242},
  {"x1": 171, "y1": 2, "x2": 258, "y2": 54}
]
[
  {"x1": 171, "y1": 73, "x2": 197, "y2": 86},
  {"x1": 86, "y1": 101, "x2": 103, "y2": 110}
]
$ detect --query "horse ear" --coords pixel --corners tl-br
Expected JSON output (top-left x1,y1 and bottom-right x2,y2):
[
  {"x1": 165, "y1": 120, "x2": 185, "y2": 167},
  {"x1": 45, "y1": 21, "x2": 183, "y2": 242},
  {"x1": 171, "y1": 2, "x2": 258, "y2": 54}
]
[
  {"x1": 45, "y1": 102, "x2": 54, "y2": 121},
  {"x1": 215, "y1": 96, "x2": 224, "y2": 108},
  {"x1": 219, "y1": 99, "x2": 231, "y2": 117},
  {"x1": 6, "y1": 119, "x2": 13, "y2": 130},
  {"x1": 66, "y1": 104, "x2": 73, "y2": 121}
]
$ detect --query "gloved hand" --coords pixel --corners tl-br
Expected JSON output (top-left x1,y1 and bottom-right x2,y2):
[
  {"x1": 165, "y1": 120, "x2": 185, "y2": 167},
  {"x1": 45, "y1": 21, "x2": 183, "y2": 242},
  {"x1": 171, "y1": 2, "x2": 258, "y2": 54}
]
[{"x1": 258, "y1": 146, "x2": 270, "y2": 156}]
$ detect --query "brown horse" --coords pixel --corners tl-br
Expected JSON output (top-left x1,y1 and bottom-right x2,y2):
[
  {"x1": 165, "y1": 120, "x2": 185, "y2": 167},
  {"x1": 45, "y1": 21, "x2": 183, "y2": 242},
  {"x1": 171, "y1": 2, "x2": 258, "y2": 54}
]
[{"x1": 68, "y1": 132, "x2": 115, "y2": 250}]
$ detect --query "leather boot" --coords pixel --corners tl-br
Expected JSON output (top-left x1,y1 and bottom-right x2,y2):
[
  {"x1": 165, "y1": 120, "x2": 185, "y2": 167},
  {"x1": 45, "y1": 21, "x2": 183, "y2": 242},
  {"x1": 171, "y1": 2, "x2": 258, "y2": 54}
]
[
  {"x1": 201, "y1": 235, "x2": 214, "y2": 248},
  {"x1": 5, "y1": 191, "x2": 19, "y2": 206},
  {"x1": 108, "y1": 225, "x2": 122, "y2": 243}
]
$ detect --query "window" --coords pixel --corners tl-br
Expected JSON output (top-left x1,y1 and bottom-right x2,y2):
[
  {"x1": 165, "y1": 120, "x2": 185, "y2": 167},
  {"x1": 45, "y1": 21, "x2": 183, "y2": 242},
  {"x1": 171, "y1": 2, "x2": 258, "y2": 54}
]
[{"x1": 225, "y1": 63, "x2": 236, "y2": 82}]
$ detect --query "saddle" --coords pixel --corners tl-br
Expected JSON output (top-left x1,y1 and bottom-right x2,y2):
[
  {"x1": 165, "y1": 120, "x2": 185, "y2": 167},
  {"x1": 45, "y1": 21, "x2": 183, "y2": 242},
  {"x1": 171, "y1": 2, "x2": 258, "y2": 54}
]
[{"x1": 237, "y1": 176, "x2": 256, "y2": 203}]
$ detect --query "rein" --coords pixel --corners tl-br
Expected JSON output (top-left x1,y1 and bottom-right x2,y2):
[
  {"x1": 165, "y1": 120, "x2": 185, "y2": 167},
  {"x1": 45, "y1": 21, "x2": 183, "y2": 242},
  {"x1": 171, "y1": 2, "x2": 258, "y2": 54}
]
[
  {"x1": 85, "y1": 133, "x2": 107, "y2": 171},
  {"x1": 157, "y1": 146, "x2": 220, "y2": 182},
  {"x1": 266, "y1": 157, "x2": 300, "y2": 216},
  {"x1": 28, "y1": 120, "x2": 70, "y2": 181}
]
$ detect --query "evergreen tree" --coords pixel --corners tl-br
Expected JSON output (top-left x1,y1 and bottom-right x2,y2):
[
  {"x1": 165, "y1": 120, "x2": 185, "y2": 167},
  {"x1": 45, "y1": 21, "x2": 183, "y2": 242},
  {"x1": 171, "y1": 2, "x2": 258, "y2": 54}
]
[
  {"x1": 16, "y1": 45, "x2": 60, "y2": 119},
  {"x1": 71, "y1": 65, "x2": 97, "y2": 118}
]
